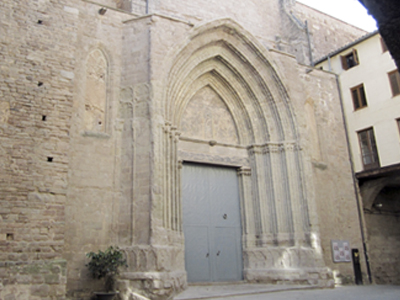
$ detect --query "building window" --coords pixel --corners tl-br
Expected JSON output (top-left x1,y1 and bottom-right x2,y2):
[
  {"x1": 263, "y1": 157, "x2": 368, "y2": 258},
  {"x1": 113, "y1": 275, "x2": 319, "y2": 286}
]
[
  {"x1": 351, "y1": 84, "x2": 367, "y2": 110},
  {"x1": 381, "y1": 38, "x2": 388, "y2": 53},
  {"x1": 341, "y1": 49, "x2": 359, "y2": 70},
  {"x1": 358, "y1": 128, "x2": 380, "y2": 170},
  {"x1": 388, "y1": 70, "x2": 400, "y2": 97}
]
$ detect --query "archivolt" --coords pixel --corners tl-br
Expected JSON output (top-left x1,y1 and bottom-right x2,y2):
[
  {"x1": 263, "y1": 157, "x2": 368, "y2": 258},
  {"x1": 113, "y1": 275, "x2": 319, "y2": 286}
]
[
  {"x1": 165, "y1": 19, "x2": 298, "y2": 144},
  {"x1": 160, "y1": 20, "x2": 311, "y2": 237}
]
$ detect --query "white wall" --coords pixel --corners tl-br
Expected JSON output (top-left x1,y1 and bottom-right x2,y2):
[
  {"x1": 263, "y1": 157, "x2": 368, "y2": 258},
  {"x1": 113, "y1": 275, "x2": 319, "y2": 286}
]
[{"x1": 317, "y1": 34, "x2": 400, "y2": 172}]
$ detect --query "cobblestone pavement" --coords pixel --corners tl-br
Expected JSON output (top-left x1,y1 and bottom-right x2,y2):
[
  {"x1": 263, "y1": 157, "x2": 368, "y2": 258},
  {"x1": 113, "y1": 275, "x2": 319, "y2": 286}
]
[{"x1": 205, "y1": 285, "x2": 400, "y2": 300}]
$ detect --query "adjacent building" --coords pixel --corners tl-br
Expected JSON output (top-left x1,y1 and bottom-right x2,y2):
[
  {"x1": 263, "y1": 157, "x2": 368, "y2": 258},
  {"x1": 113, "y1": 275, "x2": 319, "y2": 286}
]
[{"x1": 316, "y1": 32, "x2": 400, "y2": 284}]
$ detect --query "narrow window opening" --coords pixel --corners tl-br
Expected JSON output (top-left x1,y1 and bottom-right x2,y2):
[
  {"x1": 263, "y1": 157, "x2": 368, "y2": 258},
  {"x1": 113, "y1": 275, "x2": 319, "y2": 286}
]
[
  {"x1": 42, "y1": 115, "x2": 47, "y2": 121},
  {"x1": 37, "y1": 20, "x2": 43, "y2": 25},
  {"x1": 6, "y1": 233, "x2": 14, "y2": 241},
  {"x1": 38, "y1": 82, "x2": 43, "y2": 87},
  {"x1": 47, "y1": 157, "x2": 53, "y2": 162},
  {"x1": 358, "y1": 127, "x2": 380, "y2": 170},
  {"x1": 341, "y1": 49, "x2": 359, "y2": 70},
  {"x1": 351, "y1": 84, "x2": 368, "y2": 110},
  {"x1": 388, "y1": 70, "x2": 400, "y2": 97}
]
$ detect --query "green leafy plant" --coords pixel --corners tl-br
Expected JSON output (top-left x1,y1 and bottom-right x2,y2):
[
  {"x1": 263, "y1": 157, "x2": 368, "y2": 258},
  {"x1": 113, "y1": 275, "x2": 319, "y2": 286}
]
[{"x1": 86, "y1": 246, "x2": 128, "y2": 292}]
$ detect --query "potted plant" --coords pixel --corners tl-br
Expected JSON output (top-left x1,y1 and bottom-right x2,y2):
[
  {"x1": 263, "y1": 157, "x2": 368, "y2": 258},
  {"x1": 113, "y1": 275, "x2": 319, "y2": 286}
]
[{"x1": 86, "y1": 246, "x2": 128, "y2": 300}]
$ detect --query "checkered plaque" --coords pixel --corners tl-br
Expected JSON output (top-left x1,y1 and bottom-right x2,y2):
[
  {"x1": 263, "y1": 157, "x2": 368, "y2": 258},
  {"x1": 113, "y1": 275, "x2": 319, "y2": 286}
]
[{"x1": 331, "y1": 240, "x2": 351, "y2": 263}]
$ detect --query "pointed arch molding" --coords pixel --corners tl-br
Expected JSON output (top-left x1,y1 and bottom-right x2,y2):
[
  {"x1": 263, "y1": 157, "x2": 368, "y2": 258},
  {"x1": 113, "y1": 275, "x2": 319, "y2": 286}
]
[
  {"x1": 166, "y1": 19, "x2": 298, "y2": 144},
  {"x1": 162, "y1": 20, "x2": 314, "y2": 253}
]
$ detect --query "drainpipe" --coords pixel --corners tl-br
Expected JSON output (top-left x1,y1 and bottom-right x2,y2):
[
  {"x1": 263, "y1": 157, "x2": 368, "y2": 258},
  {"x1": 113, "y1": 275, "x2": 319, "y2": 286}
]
[
  {"x1": 305, "y1": 20, "x2": 314, "y2": 66},
  {"x1": 146, "y1": 0, "x2": 149, "y2": 14},
  {"x1": 335, "y1": 75, "x2": 373, "y2": 284}
]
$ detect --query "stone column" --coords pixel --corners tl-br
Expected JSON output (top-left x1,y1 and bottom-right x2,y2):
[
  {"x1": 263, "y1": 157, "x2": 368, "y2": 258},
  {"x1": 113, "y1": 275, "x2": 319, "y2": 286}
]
[
  {"x1": 162, "y1": 122, "x2": 182, "y2": 232},
  {"x1": 264, "y1": 143, "x2": 294, "y2": 246},
  {"x1": 287, "y1": 143, "x2": 312, "y2": 245},
  {"x1": 248, "y1": 146, "x2": 269, "y2": 243},
  {"x1": 237, "y1": 167, "x2": 254, "y2": 247}
]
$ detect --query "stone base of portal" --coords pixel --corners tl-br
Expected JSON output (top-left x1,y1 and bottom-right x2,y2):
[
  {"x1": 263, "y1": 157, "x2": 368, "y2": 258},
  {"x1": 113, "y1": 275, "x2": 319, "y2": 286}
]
[
  {"x1": 243, "y1": 247, "x2": 334, "y2": 287},
  {"x1": 117, "y1": 245, "x2": 187, "y2": 299},
  {"x1": 245, "y1": 268, "x2": 334, "y2": 287},
  {"x1": 118, "y1": 271, "x2": 187, "y2": 300}
]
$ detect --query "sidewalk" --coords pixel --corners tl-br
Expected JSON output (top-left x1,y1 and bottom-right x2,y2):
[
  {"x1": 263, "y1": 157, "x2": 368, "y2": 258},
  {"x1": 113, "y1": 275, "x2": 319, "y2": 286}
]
[
  {"x1": 173, "y1": 284, "x2": 400, "y2": 300},
  {"x1": 174, "y1": 283, "x2": 321, "y2": 300}
]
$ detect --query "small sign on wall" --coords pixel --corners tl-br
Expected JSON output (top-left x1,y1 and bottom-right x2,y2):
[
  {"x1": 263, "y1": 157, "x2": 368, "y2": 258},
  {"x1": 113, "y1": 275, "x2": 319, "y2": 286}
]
[{"x1": 331, "y1": 240, "x2": 351, "y2": 263}]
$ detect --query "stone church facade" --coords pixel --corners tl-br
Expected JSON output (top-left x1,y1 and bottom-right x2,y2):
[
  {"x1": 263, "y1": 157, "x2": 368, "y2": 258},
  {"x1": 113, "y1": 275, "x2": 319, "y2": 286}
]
[{"x1": 0, "y1": 0, "x2": 370, "y2": 299}]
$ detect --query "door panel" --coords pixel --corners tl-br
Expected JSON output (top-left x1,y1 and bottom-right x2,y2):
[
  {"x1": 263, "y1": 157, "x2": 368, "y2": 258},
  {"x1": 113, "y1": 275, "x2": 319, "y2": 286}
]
[
  {"x1": 182, "y1": 167, "x2": 210, "y2": 225},
  {"x1": 182, "y1": 163, "x2": 243, "y2": 282},
  {"x1": 214, "y1": 227, "x2": 243, "y2": 281},
  {"x1": 210, "y1": 168, "x2": 242, "y2": 228},
  {"x1": 184, "y1": 226, "x2": 211, "y2": 282}
]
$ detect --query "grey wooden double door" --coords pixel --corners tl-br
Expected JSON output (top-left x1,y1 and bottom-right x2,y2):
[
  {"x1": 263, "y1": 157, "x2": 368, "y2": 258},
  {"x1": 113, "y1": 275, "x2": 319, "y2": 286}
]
[{"x1": 182, "y1": 163, "x2": 243, "y2": 282}]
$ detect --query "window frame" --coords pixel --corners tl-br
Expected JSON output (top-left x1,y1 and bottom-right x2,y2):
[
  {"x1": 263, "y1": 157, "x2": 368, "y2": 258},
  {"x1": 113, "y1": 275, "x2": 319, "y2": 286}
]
[
  {"x1": 357, "y1": 127, "x2": 380, "y2": 170},
  {"x1": 397, "y1": 118, "x2": 400, "y2": 136},
  {"x1": 388, "y1": 69, "x2": 400, "y2": 97},
  {"x1": 350, "y1": 84, "x2": 368, "y2": 110},
  {"x1": 341, "y1": 49, "x2": 359, "y2": 70}
]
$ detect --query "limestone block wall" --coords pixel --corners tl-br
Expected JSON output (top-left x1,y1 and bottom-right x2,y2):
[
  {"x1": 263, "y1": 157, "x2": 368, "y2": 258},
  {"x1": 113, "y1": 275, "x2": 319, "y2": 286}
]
[
  {"x1": 126, "y1": 0, "x2": 368, "y2": 66},
  {"x1": 62, "y1": 2, "x2": 129, "y2": 299},
  {"x1": 0, "y1": 0, "x2": 373, "y2": 299},
  {"x1": 296, "y1": 67, "x2": 367, "y2": 283},
  {"x1": 130, "y1": 0, "x2": 302, "y2": 61},
  {"x1": 115, "y1": 15, "x2": 193, "y2": 300},
  {"x1": 365, "y1": 188, "x2": 400, "y2": 284},
  {"x1": 294, "y1": 3, "x2": 367, "y2": 61},
  {"x1": 0, "y1": 0, "x2": 80, "y2": 298}
]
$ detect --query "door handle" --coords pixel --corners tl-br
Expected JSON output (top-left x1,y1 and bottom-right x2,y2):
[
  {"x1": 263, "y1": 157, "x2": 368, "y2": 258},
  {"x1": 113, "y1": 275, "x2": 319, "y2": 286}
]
[{"x1": 217, "y1": 251, "x2": 220, "y2": 256}]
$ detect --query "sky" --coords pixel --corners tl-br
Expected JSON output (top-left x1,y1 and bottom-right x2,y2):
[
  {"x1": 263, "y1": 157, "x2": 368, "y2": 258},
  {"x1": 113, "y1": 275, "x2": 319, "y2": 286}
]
[{"x1": 297, "y1": 0, "x2": 377, "y2": 32}]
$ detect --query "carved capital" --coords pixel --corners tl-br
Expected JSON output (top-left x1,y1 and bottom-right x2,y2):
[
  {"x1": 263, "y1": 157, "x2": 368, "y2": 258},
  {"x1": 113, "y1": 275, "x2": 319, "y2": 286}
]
[
  {"x1": 238, "y1": 167, "x2": 251, "y2": 176},
  {"x1": 263, "y1": 143, "x2": 282, "y2": 154},
  {"x1": 174, "y1": 131, "x2": 181, "y2": 143},
  {"x1": 247, "y1": 144, "x2": 264, "y2": 155},
  {"x1": 177, "y1": 160, "x2": 183, "y2": 169},
  {"x1": 284, "y1": 142, "x2": 301, "y2": 152}
]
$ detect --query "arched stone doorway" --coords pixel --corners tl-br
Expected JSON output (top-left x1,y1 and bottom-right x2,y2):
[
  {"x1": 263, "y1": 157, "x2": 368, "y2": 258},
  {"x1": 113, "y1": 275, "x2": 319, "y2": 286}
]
[
  {"x1": 359, "y1": 173, "x2": 400, "y2": 284},
  {"x1": 159, "y1": 19, "x2": 329, "y2": 285}
]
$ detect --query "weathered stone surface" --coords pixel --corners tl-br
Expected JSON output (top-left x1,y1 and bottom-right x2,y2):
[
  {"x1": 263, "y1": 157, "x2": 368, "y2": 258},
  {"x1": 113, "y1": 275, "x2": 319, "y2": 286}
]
[
  {"x1": 0, "y1": 0, "x2": 371, "y2": 299},
  {"x1": 294, "y1": 2, "x2": 367, "y2": 62},
  {"x1": 0, "y1": 260, "x2": 67, "y2": 300}
]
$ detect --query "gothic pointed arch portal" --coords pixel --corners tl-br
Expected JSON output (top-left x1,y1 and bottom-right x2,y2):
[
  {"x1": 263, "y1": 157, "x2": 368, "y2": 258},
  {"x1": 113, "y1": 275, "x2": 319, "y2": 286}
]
[{"x1": 161, "y1": 19, "x2": 328, "y2": 283}]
